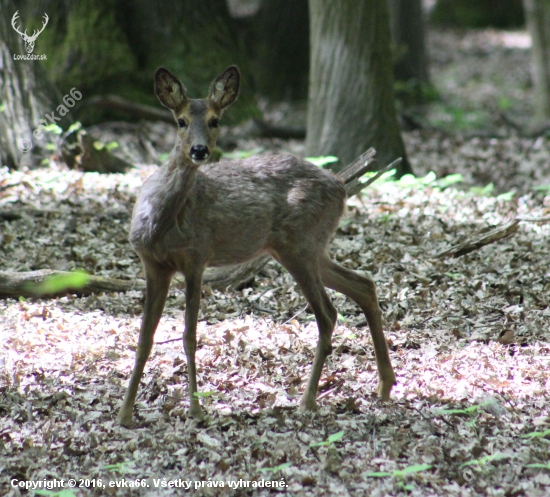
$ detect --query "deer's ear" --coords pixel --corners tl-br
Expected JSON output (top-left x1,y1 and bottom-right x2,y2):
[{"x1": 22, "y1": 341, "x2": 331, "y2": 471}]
[
  {"x1": 155, "y1": 68, "x2": 187, "y2": 111},
  {"x1": 208, "y1": 66, "x2": 240, "y2": 109}
]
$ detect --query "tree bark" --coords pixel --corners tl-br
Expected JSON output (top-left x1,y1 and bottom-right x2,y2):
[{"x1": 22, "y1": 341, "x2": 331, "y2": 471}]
[
  {"x1": 388, "y1": 0, "x2": 429, "y2": 83},
  {"x1": 0, "y1": 0, "x2": 58, "y2": 169},
  {"x1": 252, "y1": 0, "x2": 310, "y2": 100},
  {"x1": 306, "y1": 0, "x2": 412, "y2": 175},
  {"x1": 523, "y1": 0, "x2": 550, "y2": 123}
]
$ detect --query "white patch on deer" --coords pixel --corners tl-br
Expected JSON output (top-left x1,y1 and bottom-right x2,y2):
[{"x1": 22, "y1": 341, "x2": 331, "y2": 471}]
[
  {"x1": 286, "y1": 182, "x2": 308, "y2": 206},
  {"x1": 135, "y1": 198, "x2": 153, "y2": 221}
]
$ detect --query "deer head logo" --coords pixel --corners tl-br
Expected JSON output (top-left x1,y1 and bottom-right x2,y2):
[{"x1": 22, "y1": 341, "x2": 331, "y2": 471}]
[{"x1": 11, "y1": 11, "x2": 49, "y2": 54}]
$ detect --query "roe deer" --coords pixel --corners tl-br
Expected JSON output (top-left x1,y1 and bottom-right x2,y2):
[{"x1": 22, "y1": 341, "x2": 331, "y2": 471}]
[{"x1": 117, "y1": 66, "x2": 396, "y2": 426}]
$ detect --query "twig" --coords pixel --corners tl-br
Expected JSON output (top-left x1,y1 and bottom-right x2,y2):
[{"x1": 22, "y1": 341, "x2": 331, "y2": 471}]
[
  {"x1": 156, "y1": 337, "x2": 182, "y2": 345},
  {"x1": 282, "y1": 304, "x2": 309, "y2": 325}
]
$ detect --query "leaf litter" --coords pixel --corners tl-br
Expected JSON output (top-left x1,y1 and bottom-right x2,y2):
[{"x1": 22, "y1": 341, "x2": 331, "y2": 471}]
[{"x1": 1, "y1": 28, "x2": 550, "y2": 496}]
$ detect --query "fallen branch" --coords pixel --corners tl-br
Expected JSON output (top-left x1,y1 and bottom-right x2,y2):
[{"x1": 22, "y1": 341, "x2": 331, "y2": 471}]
[
  {"x1": 85, "y1": 95, "x2": 173, "y2": 124},
  {"x1": 0, "y1": 263, "x2": 275, "y2": 298},
  {"x1": 437, "y1": 220, "x2": 520, "y2": 258},
  {"x1": 0, "y1": 270, "x2": 144, "y2": 299}
]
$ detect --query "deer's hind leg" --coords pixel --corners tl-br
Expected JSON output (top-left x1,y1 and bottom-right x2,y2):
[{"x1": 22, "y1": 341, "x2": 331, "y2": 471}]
[
  {"x1": 320, "y1": 255, "x2": 395, "y2": 400},
  {"x1": 274, "y1": 251, "x2": 338, "y2": 411}
]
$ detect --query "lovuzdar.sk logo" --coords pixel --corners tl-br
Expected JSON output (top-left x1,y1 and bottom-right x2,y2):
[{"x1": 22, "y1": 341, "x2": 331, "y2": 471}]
[{"x1": 11, "y1": 10, "x2": 48, "y2": 61}]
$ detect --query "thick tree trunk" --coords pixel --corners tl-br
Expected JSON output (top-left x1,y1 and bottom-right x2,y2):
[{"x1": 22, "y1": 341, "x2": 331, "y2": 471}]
[
  {"x1": 523, "y1": 0, "x2": 550, "y2": 123},
  {"x1": 252, "y1": 0, "x2": 310, "y2": 100},
  {"x1": 0, "y1": 0, "x2": 57, "y2": 169},
  {"x1": 306, "y1": 0, "x2": 412, "y2": 175},
  {"x1": 388, "y1": 0, "x2": 429, "y2": 83}
]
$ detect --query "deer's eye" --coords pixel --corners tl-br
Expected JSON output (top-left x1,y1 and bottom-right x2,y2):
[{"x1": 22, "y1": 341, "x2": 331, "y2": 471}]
[
  {"x1": 177, "y1": 118, "x2": 187, "y2": 128},
  {"x1": 209, "y1": 118, "x2": 219, "y2": 128}
]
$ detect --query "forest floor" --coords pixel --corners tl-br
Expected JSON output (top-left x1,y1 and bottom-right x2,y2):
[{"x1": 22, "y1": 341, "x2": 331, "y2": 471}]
[{"x1": 1, "y1": 28, "x2": 550, "y2": 497}]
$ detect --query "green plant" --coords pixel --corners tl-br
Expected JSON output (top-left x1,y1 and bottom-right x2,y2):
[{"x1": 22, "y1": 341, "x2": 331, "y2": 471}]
[
  {"x1": 496, "y1": 190, "x2": 515, "y2": 201},
  {"x1": 460, "y1": 452, "x2": 509, "y2": 469},
  {"x1": 42, "y1": 123, "x2": 63, "y2": 134},
  {"x1": 437, "y1": 401, "x2": 495, "y2": 435},
  {"x1": 437, "y1": 173, "x2": 464, "y2": 189},
  {"x1": 193, "y1": 390, "x2": 217, "y2": 398},
  {"x1": 93, "y1": 140, "x2": 119, "y2": 151},
  {"x1": 533, "y1": 184, "x2": 550, "y2": 194},
  {"x1": 436, "y1": 401, "x2": 493, "y2": 416},
  {"x1": 305, "y1": 156, "x2": 339, "y2": 168},
  {"x1": 310, "y1": 430, "x2": 345, "y2": 447},
  {"x1": 526, "y1": 462, "x2": 550, "y2": 470},
  {"x1": 498, "y1": 97, "x2": 512, "y2": 111},
  {"x1": 470, "y1": 183, "x2": 494, "y2": 197},
  {"x1": 337, "y1": 312, "x2": 347, "y2": 323},
  {"x1": 372, "y1": 170, "x2": 464, "y2": 192},
  {"x1": 366, "y1": 464, "x2": 432, "y2": 492},
  {"x1": 30, "y1": 270, "x2": 89, "y2": 295},
  {"x1": 101, "y1": 460, "x2": 136, "y2": 475},
  {"x1": 522, "y1": 429, "x2": 550, "y2": 439},
  {"x1": 67, "y1": 121, "x2": 82, "y2": 133},
  {"x1": 445, "y1": 272, "x2": 463, "y2": 280}
]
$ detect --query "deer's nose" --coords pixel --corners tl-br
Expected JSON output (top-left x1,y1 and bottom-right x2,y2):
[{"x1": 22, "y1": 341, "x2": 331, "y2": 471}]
[{"x1": 190, "y1": 145, "x2": 209, "y2": 162}]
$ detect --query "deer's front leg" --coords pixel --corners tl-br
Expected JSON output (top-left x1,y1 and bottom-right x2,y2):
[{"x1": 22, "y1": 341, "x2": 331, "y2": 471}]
[
  {"x1": 118, "y1": 261, "x2": 172, "y2": 426},
  {"x1": 183, "y1": 268, "x2": 204, "y2": 418}
]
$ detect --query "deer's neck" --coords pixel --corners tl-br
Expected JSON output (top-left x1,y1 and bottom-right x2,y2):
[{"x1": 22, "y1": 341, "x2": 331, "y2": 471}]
[{"x1": 130, "y1": 144, "x2": 197, "y2": 252}]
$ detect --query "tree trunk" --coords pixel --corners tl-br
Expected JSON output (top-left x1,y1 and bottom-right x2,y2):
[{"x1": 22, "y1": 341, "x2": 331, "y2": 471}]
[
  {"x1": 306, "y1": 0, "x2": 412, "y2": 175},
  {"x1": 0, "y1": 0, "x2": 57, "y2": 169},
  {"x1": 252, "y1": 0, "x2": 310, "y2": 100},
  {"x1": 523, "y1": 0, "x2": 550, "y2": 123},
  {"x1": 388, "y1": 0, "x2": 429, "y2": 83}
]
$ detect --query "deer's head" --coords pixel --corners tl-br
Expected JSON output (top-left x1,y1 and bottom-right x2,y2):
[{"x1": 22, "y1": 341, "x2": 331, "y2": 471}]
[
  {"x1": 154, "y1": 66, "x2": 240, "y2": 166},
  {"x1": 11, "y1": 11, "x2": 49, "y2": 54}
]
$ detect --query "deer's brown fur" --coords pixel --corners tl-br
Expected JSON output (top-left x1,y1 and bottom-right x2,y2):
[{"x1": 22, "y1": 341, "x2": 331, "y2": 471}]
[{"x1": 117, "y1": 66, "x2": 396, "y2": 426}]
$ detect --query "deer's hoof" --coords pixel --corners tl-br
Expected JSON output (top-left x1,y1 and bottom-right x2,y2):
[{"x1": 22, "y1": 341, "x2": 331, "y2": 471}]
[
  {"x1": 377, "y1": 378, "x2": 396, "y2": 401},
  {"x1": 188, "y1": 405, "x2": 205, "y2": 420},
  {"x1": 117, "y1": 410, "x2": 133, "y2": 427},
  {"x1": 298, "y1": 397, "x2": 318, "y2": 413}
]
